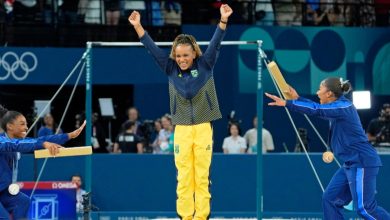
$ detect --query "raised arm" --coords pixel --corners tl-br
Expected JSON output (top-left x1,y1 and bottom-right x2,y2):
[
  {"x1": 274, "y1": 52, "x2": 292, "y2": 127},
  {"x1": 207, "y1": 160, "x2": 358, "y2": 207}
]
[
  {"x1": 128, "y1": 11, "x2": 170, "y2": 73},
  {"x1": 265, "y1": 86, "x2": 300, "y2": 106},
  {"x1": 128, "y1": 11, "x2": 145, "y2": 38},
  {"x1": 218, "y1": 4, "x2": 233, "y2": 30},
  {"x1": 35, "y1": 120, "x2": 86, "y2": 145},
  {"x1": 202, "y1": 4, "x2": 233, "y2": 68}
]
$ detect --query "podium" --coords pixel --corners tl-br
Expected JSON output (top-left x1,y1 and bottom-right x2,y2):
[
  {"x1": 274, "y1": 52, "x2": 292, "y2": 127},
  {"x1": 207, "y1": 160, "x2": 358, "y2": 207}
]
[{"x1": 19, "y1": 181, "x2": 77, "y2": 220}]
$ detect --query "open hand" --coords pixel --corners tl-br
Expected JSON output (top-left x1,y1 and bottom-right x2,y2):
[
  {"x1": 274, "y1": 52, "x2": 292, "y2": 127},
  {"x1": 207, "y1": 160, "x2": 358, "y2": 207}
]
[
  {"x1": 68, "y1": 120, "x2": 86, "y2": 139},
  {"x1": 265, "y1": 93, "x2": 286, "y2": 106}
]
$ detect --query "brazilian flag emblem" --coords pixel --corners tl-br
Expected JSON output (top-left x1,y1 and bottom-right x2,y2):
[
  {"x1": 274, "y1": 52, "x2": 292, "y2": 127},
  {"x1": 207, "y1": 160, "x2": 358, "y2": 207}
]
[
  {"x1": 175, "y1": 144, "x2": 180, "y2": 154},
  {"x1": 191, "y1": 70, "x2": 199, "y2": 77}
]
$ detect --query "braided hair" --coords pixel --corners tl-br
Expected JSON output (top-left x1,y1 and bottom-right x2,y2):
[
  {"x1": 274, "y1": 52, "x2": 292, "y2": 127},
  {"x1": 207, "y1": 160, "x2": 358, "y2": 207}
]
[{"x1": 170, "y1": 34, "x2": 202, "y2": 60}]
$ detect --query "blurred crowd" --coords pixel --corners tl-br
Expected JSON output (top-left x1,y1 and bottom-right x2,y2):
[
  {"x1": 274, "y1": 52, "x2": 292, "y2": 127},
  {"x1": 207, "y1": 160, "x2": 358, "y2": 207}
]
[
  {"x1": 1, "y1": 0, "x2": 389, "y2": 27},
  {"x1": 35, "y1": 107, "x2": 276, "y2": 155},
  {"x1": 40, "y1": 102, "x2": 388, "y2": 154},
  {"x1": 1, "y1": 0, "x2": 389, "y2": 46}
]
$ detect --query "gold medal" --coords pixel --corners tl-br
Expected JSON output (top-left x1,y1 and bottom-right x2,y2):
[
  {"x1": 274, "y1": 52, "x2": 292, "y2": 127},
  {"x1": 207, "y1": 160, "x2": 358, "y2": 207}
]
[
  {"x1": 8, "y1": 183, "x2": 20, "y2": 195},
  {"x1": 322, "y1": 151, "x2": 334, "y2": 163}
]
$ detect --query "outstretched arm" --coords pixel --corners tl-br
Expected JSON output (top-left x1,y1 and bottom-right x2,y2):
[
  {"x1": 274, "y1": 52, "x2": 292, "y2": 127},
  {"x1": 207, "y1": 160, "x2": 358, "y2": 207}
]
[
  {"x1": 37, "y1": 120, "x2": 87, "y2": 145},
  {"x1": 128, "y1": 11, "x2": 145, "y2": 38},
  {"x1": 67, "y1": 120, "x2": 86, "y2": 139},
  {"x1": 0, "y1": 137, "x2": 62, "y2": 155},
  {"x1": 203, "y1": 4, "x2": 233, "y2": 68},
  {"x1": 266, "y1": 88, "x2": 350, "y2": 119},
  {"x1": 265, "y1": 86, "x2": 299, "y2": 106},
  {"x1": 0, "y1": 122, "x2": 86, "y2": 154},
  {"x1": 265, "y1": 93, "x2": 287, "y2": 106},
  {"x1": 128, "y1": 10, "x2": 170, "y2": 73}
]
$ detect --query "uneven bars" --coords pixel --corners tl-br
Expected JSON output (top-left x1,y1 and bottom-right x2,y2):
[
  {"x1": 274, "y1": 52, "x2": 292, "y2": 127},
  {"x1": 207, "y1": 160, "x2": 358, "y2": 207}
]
[{"x1": 89, "y1": 40, "x2": 260, "y2": 47}]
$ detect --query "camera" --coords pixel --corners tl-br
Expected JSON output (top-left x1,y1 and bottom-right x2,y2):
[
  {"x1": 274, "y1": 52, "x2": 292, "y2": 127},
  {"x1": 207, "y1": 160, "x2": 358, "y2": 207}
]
[
  {"x1": 138, "y1": 119, "x2": 155, "y2": 153},
  {"x1": 227, "y1": 110, "x2": 242, "y2": 125},
  {"x1": 294, "y1": 128, "x2": 309, "y2": 152},
  {"x1": 139, "y1": 120, "x2": 155, "y2": 138},
  {"x1": 376, "y1": 104, "x2": 390, "y2": 144},
  {"x1": 377, "y1": 125, "x2": 390, "y2": 143},
  {"x1": 82, "y1": 192, "x2": 91, "y2": 213},
  {"x1": 380, "y1": 103, "x2": 390, "y2": 122},
  {"x1": 298, "y1": 128, "x2": 307, "y2": 139},
  {"x1": 81, "y1": 192, "x2": 99, "y2": 219}
]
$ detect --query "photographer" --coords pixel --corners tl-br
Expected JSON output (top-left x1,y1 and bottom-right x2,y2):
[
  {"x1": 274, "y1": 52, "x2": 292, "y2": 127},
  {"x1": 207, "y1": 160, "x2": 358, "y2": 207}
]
[
  {"x1": 113, "y1": 120, "x2": 143, "y2": 154},
  {"x1": 367, "y1": 103, "x2": 390, "y2": 147},
  {"x1": 120, "y1": 107, "x2": 144, "y2": 138},
  {"x1": 71, "y1": 174, "x2": 87, "y2": 213},
  {"x1": 137, "y1": 119, "x2": 156, "y2": 153}
]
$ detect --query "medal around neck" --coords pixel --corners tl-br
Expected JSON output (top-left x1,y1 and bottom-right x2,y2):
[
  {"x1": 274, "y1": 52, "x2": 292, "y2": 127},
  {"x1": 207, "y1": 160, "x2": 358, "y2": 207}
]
[
  {"x1": 8, "y1": 183, "x2": 20, "y2": 195},
  {"x1": 322, "y1": 151, "x2": 334, "y2": 163}
]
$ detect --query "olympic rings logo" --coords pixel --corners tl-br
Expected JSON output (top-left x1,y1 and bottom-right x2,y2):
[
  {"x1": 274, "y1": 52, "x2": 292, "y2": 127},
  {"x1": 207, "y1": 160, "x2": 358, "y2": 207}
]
[{"x1": 0, "y1": 51, "x2": 38, "y2": 81}]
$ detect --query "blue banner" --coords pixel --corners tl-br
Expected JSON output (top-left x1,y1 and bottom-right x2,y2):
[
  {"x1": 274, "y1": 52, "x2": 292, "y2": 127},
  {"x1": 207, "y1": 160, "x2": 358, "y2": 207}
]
[{"x1": 0, "y1": 47, "x2": 167, "y2": 85}]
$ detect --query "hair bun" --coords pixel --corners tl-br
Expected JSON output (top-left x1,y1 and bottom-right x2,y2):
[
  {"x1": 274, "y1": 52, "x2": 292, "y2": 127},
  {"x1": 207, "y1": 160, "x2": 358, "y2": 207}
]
[
  {"x1": 0, "y1": 105, "x2": 8, "y2": 118},
  {"x1": 339, "y1": 78, "x2": 352, "y2": 93}
]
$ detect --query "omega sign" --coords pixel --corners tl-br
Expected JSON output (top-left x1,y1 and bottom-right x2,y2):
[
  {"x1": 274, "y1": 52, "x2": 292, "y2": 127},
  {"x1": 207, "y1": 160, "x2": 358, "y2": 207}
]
[
  {"x1": 0, "y1": 51, "x2": 38, "y2": 81},
  {"x1": 52, "y1": 182, "x2": 76, "y2": 189}
]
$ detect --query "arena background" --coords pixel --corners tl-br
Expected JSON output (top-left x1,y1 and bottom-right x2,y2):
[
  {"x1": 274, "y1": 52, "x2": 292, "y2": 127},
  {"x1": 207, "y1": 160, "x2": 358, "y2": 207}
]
[
  {"x1": 1, "y1": 25, "x2": 389, "y2": 152},
  {"x1": 1, "y1": 24, "x2": 390, "y2": 218}
]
